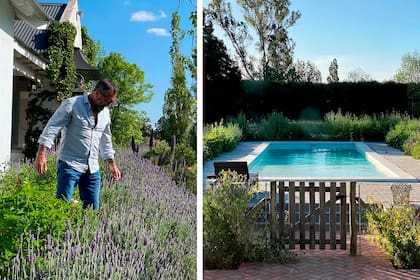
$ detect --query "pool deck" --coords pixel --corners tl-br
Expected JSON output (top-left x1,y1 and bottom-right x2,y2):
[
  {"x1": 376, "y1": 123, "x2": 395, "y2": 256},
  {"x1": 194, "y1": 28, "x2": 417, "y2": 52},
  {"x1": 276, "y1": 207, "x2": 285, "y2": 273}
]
[{"x1": 203, "y1": 141, "x2": 420, "y2": 206}]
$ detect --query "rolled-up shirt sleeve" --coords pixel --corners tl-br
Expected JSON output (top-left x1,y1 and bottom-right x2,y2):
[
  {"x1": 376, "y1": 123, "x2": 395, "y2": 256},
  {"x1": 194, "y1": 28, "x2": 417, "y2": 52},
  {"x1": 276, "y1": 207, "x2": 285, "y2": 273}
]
[
  {"x1": 99, "y1": 122, "x2": 115, "y2": 160},
  {"x1": 38, "y1": 100, "x2": 72, "y2": 149}
]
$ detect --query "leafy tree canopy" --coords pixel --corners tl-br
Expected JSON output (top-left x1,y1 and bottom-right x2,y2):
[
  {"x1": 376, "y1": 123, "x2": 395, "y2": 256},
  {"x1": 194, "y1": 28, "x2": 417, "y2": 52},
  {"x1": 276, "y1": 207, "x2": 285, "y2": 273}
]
[
  {"x1": 345, "y1": 67, "x2": 373, "y2": 82},
  {"x1": 97, "y1": 52, "x2": 153, "y2": 145},
  {"x1": 206, "y1": 0, "x2": 301, "y2": 81},
  {"x1": 394, "y1": 50, "x2": 420, "y2": 83},
  {"x1": 204, "y1": 17, "x2": 244, "y2": 123},
  {"x1": 289, "y1": 60, "x2": 322, "y2": 83}
]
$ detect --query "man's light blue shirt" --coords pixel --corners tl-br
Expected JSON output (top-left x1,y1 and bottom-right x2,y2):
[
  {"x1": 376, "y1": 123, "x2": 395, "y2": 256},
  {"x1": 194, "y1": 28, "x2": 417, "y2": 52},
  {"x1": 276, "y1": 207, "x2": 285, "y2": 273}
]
[{"x1": 38, "y1": 94, "x2": 115, "y2": 173}]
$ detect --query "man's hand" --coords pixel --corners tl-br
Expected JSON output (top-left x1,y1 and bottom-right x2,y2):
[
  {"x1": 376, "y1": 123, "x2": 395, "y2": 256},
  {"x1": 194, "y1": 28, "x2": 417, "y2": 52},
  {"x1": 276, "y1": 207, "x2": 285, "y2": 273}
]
[
  {"x1": 34, "y1": 145, "x2": 47, "y2": 174},
  {"x1": 107, "y1": 159, "x2": 121, "y2": 180}
]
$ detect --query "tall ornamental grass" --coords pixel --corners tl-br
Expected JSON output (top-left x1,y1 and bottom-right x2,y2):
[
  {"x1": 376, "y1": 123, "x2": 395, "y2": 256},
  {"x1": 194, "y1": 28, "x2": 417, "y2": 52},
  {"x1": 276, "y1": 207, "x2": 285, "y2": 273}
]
[
  {"x1": 2, "y1": 148, "x2": 196, "y2": 279},
  {"x1": 257, "y1": 112, "x2": 309, "y2": 140},
  {"x1": 325, "y1": 110, "x2": 408, "y2": 141},
  {"x1": 228, "y1": 112, "x2": 309, "y2": 141}
]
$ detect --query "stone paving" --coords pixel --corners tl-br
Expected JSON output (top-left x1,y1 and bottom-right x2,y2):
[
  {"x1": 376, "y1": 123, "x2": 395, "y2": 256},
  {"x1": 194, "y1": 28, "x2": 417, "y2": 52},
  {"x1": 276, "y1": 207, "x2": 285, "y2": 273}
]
[
  {"x1": 203, "y1": 141, "x2": 420, "y2": 206},
  {"x1": 203, "y1": 235, "x2": 420, "y2": 279}
]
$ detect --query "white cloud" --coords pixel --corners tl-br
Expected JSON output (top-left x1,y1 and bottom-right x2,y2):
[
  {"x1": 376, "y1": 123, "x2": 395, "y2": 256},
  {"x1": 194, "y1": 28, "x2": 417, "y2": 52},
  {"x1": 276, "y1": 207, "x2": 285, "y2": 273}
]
[
  {"x1": 130, "y1": 10, "x2": 167, "y2": 22},
  {"x1": 147, "y1": 28, "x2": 170, "y2": 37}
]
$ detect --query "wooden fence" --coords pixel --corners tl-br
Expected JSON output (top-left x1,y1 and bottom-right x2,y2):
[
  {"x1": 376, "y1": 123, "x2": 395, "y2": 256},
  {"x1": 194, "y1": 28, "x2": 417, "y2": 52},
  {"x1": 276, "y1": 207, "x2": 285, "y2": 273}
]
[{"x1": 247, "y1": 181, "x2": 358, "y2": 255}]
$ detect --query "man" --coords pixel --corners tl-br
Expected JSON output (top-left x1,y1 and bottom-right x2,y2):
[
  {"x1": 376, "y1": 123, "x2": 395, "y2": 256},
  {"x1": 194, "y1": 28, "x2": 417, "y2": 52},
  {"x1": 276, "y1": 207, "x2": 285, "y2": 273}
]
[{"x1": 34, "y1": 79, "x2": 122, "y2": 210}]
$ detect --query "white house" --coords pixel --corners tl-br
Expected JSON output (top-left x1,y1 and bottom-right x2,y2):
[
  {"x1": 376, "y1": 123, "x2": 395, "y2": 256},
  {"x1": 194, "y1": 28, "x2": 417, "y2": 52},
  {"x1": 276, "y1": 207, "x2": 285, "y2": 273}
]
[{"x1": 0, "y1": 0, "x2": 98, "y2": 166}]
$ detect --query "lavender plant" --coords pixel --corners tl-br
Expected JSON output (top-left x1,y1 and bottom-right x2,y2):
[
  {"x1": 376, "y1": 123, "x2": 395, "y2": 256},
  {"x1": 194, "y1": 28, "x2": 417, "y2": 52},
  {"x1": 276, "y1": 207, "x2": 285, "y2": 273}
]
[{"x1": 3, "y1": 148, "x2": 196, "y2": 279}]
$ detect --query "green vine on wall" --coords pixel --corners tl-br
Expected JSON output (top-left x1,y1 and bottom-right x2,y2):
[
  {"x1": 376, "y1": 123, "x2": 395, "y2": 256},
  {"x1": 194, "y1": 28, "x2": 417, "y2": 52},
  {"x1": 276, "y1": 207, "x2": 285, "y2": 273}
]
[
  {"x1": 45, "y1": 21, "x2": 77, "y2": 102},
  {"x1": 23, "y1": 89, "x2": 56, "y2": 159},
  {"x1": 23, "y1": 21, "x2": 77, "y2": 159}
]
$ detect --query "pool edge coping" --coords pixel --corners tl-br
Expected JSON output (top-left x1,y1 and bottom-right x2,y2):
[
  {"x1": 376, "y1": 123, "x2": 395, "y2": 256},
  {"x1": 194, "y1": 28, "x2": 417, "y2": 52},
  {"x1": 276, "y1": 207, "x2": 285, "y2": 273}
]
[{"x1": 203, "y1": 141, "x2": 419, "y2": 184}]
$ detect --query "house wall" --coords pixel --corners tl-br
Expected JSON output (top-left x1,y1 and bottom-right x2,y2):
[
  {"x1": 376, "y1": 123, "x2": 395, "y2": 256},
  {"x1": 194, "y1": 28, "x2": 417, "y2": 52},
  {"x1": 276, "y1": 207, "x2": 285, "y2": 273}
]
[
  {"x1": 12, "y1": 77, "x2": 29, "y2": 150},
  {"x1": 60, "y1": 0, "x2": 83, "y2": 49},
  {"x1": 0, "y1": 1, "x2": 15, "y2": 166}
]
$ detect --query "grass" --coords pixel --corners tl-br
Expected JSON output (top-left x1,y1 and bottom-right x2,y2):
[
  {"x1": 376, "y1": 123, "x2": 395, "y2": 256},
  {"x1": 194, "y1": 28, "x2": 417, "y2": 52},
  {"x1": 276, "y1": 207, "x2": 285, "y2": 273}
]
[{"x1": 294, "y1": 120, "x2": 331, "y2": 140}]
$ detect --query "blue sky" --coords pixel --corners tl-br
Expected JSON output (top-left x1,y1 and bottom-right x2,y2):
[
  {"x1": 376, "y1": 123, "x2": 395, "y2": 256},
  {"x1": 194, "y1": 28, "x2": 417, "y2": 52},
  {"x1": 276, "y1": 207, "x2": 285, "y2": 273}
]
[
  {"x1": 204, "y1": 0, "x2": 420, "y2": 82},
  {"x1": 41, "y1": 0, "x2": 196, "y2": 127}
]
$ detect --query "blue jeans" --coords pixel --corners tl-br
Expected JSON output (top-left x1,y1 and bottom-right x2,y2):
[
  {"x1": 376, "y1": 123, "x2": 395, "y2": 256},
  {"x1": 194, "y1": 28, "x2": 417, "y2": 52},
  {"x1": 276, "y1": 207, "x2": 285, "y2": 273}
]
[{"x1": 56, "y1": 160, "x2": 101, "y2": 210}]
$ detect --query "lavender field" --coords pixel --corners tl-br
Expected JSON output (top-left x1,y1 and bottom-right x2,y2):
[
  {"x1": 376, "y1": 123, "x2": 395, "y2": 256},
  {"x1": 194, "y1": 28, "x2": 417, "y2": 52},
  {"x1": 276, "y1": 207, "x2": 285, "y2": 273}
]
[{"x1": 2, "y1": 149, "x2": 196, "y2": 279}]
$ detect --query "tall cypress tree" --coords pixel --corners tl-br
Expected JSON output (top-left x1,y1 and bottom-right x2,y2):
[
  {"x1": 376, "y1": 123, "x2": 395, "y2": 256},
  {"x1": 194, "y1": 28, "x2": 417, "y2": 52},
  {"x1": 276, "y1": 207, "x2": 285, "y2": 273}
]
[
  {"x1": 159, "y1": 12, "x2": 193, "y2": 143},
  {"x1": 327, "y1": 58, "x2": 339, "y2": 83}
]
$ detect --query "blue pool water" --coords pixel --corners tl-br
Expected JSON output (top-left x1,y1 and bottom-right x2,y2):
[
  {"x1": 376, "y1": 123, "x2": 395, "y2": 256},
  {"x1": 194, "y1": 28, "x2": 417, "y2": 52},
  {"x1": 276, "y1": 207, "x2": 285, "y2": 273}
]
[{"x1": 249, "y1": 142, "x2": 392, "y2": 179}]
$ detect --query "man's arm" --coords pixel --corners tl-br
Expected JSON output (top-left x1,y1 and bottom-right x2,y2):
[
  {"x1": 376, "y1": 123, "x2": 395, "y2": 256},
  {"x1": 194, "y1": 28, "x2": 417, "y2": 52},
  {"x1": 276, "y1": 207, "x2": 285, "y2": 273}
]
[
  {"x1": 105, "y1": 158, "x2": 121, "y2": 180},
  {"x1": 100, "y1": 122, "x2": 121, "y2": 180},
  {"x1": 34, "y1": 144, "x2": 48, "y2": 174},
  {"x1": 34, "y1": 99, "x2": 72, "y2": 174}
]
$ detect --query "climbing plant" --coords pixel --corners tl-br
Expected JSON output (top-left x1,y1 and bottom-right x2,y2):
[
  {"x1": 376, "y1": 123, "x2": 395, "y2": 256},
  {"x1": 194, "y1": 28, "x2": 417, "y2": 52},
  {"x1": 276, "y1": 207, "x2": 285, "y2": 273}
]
[
  {"x1": 23, "y1": 89, "x2": 57, "y2": 159},
  {"x1": 81, "y1": 25, "x2": 102, "y2": 66},
  {"x1": 45, "y1": 21, "x2": 77, "y2": 102},
  {"x1": 23, "y1": 21, "x2": 78, "y2": 159}
]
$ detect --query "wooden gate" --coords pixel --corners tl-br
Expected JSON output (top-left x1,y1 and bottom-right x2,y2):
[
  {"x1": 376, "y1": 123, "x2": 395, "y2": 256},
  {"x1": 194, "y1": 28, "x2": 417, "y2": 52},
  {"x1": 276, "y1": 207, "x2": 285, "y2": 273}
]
[{"x1": 247, "y1": 181, "x2": 357, "y2": 255}]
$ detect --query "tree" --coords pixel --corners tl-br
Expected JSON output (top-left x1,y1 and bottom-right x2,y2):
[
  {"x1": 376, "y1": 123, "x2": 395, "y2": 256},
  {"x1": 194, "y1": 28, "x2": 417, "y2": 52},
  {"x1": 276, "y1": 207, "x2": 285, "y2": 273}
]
[
  {"x1": 346, "y1": 67, "x2": 373, "y2": 82},
  {"x1": 327, "y1": 58, "x2": 339, "y2": 83},
  {"x1": 291, "y1": 60, "x2": 322, "y2": 83},
  {"x1": 206, "y1": 0, "x2": 301, "y2": 81},
  {"x1": 204, "y1": 17, "x2": 243, "y2": 123},
  {"x1": 158, "y1": 12, "x2": 194, "y2": 143},
  {"x1": 394, "y1": 50, "x2": 420, "y2": 83},
  {"x1": 98, "y1": 52, "x2": 153, "y2": 145}
]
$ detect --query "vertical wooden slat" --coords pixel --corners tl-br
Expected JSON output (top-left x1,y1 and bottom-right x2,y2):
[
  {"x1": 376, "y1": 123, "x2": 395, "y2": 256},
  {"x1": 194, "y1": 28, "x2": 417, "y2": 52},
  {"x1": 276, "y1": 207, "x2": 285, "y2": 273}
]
[
  {"x1": 299, "y1": 181, "x2": 305, "y2": 249},
  {"x1": 330, "y1": 182, "x2": 337, "y2": 249},
  {"x1": 319, "y1": 182, "x2": 326, "y2": 250},
  {"x1": 270, "y1": 181, "x2": 277, "y2": 242},
  {"x1": 340, "y1": 182, "x2": 347, "y2": 250},
  {"x1": 350, "y1": 181, "x2": 357, "y2": 256},
  {"x1": 279, "y1": 181, "x2": 285, "y2": 236},
  {"x1": 289, "y1": 181, "x2": 296, "y2": 249},
  {"x1": 309, "y1": 182, "x2": 315, "y2": 249}
]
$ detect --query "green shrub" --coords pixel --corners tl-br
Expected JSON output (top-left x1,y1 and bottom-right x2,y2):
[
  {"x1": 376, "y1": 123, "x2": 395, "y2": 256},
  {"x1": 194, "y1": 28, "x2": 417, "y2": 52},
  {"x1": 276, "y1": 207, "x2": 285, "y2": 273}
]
[
  {"x1": 203, "y1": 121, "x2": 242, "y2": 161},
  {"x1": 203, "y1": 171, "x2": 296, "y2": 268},
  {"x1": 367, "y1": 205, "x2": 420, "y2": 268},
  {"x1": 142, "y1": 139, "x2": 171, "y2": 165},
  {"x1": 228, "y1": 112, "x2": 249, "y2": 140},
  {"x1": 403, "y1": 131, "x2": 420, "y2": 159},
  {"x1": 203, "y1": 171, "x2": 253, "y2": 269},
  {"x1": 0, "y1": 155, "x2": 86, "y2": 273},
  {"x1": 385, "y1": 120, "x2": 420, "y2": 150},
  {"x1": 174, "y1": 142, "x2": 197, "y2": 167}
]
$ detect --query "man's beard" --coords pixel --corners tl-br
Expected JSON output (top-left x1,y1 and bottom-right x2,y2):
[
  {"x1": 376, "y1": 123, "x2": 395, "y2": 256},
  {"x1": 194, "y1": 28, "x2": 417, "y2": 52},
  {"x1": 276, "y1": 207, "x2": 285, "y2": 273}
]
[{"x1": 93, "y1": 104, "x2": 105, "y2": 112}]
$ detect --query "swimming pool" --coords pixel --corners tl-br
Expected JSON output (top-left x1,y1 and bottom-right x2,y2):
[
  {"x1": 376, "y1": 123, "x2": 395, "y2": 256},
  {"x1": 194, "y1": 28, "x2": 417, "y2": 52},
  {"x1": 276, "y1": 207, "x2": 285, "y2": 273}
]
[{"x1": 248, "y1": 142, "x2": 398, "y2": 180}]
